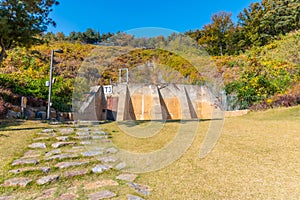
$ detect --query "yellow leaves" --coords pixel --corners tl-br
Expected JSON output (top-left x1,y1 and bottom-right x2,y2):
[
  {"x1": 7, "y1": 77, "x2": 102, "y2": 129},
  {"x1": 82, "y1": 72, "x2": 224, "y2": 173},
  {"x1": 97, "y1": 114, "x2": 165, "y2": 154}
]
[
  {"x1": 266, "y1": 98, "x2": 273, "y2": 105},
  {"x1": 249, "y1": 76, "x2": 259, "y2": 88},
  {"x1": 266, "y1": 43, "x2": 277, "y2": 50}
]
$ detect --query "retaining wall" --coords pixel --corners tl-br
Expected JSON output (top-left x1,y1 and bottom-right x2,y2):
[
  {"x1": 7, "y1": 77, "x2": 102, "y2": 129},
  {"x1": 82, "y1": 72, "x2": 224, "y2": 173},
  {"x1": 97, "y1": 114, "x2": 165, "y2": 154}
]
[{"x1": 76, "y1": 84, "x2": 222, "y2": 121}]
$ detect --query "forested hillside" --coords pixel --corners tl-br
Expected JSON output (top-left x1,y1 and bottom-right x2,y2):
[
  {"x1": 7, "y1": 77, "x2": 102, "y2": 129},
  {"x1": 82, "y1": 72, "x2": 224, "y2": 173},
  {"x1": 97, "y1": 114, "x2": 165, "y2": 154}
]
[
  {"x1": 0, "y1": 30, "x2": 299, "y2": 118},
  {"x1": 0, "y1": 0, "x2": 299, "y2": 118},
  {"x1": 0, "y1": 42, "x2": 96, "y2": 117}
]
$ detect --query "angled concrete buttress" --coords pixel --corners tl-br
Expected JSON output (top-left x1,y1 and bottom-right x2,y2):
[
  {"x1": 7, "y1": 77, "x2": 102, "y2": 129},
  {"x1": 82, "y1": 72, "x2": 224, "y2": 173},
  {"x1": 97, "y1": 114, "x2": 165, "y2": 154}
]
[{"x1": 77, "y1": 84, "x2": 221, "y2": 121}]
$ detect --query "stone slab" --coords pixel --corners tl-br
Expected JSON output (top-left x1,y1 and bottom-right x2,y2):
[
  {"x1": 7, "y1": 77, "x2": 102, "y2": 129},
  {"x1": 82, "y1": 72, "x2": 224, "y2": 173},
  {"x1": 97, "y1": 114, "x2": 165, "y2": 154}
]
[
  {"x1": 56, "y1": 193, "x2": 77, "y2": 200},
  {"x1": 92, "y1": 136, "x2": 108, "y2": 140},
  {"x1": 127, "y1": 194, "x2": 144, "y2": 200},
  {"x1": 49, "y1": 122, "x2": 62, "y2": 125},
  {"x1": 105, "y1": 147, "x2": 118, "y2": 154},
  {"x1": 91, "y1": 165, "x2": 112, "y2": 173},
  {"x1": 28, "y1": 143, "x2": 46, "y2": 149},
  {"x1": 1, "y1": 178, "x2": 32, "y2": 187},
  {"x1": 80, "y1": 141, "x2": 93, "y2": 145},
  {"x1": 42, "y1": 129, "x2": 55, "y2": 133},
  {"x1": 76, "y1": 131, "x2": 90, "y2": 136},
  {"x1": 128, "y1": 182, "x2": 151, "y2": 196},
  {"x1": 9, "y1": 167, "x2": 50, "y2": 174},
  {"x1": 63, "y1": 169, "x2": 89, "y2": 178},
  {"x1": 52, "y1": 142, "x2": 76, "y2": 148},
  {"x1": 77, "y1": 128, "x2": 90, "y2": 132},
  {"x1": 116, "y1": 174, "x2": 137, "y2": 182},
  {"x1": 35, "y1": 188, "x2": 56, "y2": 200},
  {"x1": 37, "y1": 175, "x2": 59, "y2": 185},
  {"x1": 88, "y1": 190, "x2": 116, "y2": 200},
  {"x1": 81, "y1": 151, "x2": 103, "y2": 157},
  {"x1": 59, "y1": 128, "x2": 74, "y2": 135},
  {"x1": 72, "y1": 136, "x2": 92, "y2": 140},
  {"x1": 84, "y1": 179, "x2": 119, "y2": 190},
  {"x1": 45, "y1": 154, "x2": 78, "y2": 161},
  {"x1": 115, "y1": 162, "x2": 126, "y2": 170},
  {"x1": 12, "y1": 159, "x2": 39, "y2": 166},
  {"x1": 45, "y1": 149, "x2": 61, "y2": 157},
  {"x1": 56, "y1": 136, "x2": 69, "y2": 141},
  {"x1": 55, "y1": 161, "x2": 89, "y2": 169},
  {"x1": 98, "y1": 156, "x2": 117, "y2": 163},
  {"x1": 93, "y1": 131, "x2": 109, "y2": 135},
  {"x1": 98, "y1": 139, "x2": 112, "y2": 143}
]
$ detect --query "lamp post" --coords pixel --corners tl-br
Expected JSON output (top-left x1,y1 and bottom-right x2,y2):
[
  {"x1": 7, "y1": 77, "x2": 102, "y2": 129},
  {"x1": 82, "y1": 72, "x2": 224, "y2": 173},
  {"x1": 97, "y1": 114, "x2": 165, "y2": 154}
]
[{"x1": 47, "y1": 49, "x2": 63, "y2": 120}]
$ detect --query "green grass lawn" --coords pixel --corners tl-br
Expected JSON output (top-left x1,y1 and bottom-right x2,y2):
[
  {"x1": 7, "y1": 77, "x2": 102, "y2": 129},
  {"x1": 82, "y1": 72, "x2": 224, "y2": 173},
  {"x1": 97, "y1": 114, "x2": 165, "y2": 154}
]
[{"x1": 0, "y1": 106, "x2": 299, "y2": 199}]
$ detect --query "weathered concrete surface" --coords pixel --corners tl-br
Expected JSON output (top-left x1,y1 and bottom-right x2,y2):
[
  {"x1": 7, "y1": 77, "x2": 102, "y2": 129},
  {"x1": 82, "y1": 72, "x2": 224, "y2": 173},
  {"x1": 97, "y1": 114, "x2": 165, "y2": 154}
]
[
  {"x1": 77, "y1": 84, "x2": 223, "y2": 121},
  {"x1": 75, "y1": 86, "x2": 106, "y2": 121}
]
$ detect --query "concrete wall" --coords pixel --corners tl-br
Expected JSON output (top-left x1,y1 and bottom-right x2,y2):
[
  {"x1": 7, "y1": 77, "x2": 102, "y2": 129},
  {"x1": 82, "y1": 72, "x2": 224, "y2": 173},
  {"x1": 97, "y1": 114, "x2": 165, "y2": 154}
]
[
  {"x1": 75, "y1": 86, "x2": 106, "y2": 121},
  {"x1": 77, "y1": 84, "x2": 222, "y2": 121}
]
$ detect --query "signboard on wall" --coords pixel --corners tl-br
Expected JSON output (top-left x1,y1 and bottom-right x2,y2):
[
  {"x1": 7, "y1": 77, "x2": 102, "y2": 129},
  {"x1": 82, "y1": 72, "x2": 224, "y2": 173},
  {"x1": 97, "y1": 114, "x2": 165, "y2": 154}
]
[{"x1": 103, "y1": 85, "x2": 113, "y2": 95}]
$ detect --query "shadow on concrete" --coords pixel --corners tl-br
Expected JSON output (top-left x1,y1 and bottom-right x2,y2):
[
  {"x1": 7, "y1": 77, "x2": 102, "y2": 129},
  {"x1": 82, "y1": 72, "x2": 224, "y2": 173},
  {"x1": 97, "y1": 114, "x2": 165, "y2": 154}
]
[
  {"x1": 184, "y1": 87, "x2": 198, "y2": 119},
  {"x1": 158, "y1": 89, "x2": 172, "y2": 120}
]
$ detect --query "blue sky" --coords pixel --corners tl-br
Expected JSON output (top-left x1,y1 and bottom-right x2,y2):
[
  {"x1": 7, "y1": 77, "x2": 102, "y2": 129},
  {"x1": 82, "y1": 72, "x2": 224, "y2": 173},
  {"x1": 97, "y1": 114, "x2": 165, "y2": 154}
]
[{"x1": 48, "y1": 0, "x2": 256, "y2": 35}]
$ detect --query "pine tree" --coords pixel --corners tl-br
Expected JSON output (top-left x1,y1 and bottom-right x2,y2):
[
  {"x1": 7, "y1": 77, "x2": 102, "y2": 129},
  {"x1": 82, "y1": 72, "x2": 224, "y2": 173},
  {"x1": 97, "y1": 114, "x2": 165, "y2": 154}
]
[{"x1": 0, "y1": 0, "x2": 59, "y2": 63}]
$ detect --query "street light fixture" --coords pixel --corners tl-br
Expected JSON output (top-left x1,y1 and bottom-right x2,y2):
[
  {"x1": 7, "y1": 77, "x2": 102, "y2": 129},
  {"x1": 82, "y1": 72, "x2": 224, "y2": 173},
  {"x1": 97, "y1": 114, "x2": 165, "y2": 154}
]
[{"x1": 47, "y1": 49, "x2": 63, "y2": 120}]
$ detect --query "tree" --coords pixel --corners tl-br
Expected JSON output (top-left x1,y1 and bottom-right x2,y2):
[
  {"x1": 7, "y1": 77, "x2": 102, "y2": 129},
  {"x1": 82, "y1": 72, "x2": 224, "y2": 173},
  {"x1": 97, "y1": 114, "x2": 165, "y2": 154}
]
[
  {"x1": 185, "y1": 29, "x2": 204, "y2": 43},
  {"x1": 43, "y1": 32, "x2": 56, "y2": 41},
  {"x1": 262, "y1": 0, "x2": 300, "y2": 35},
  {"x1": 198, "y1": 12, "x2": 235, "y2": 56},
  {"x1": 67, "y1": 31, "x2": 77, "y2": 41},
  {"x1": 238, "y1": 0, "x2": 300, "y2": 49},
  {"x1": 66, "y1": 29, "x2": 102, "y2": 44},
  {"x1": 0, "y1": 0, "x2": 59, "y2": 63},
  {"x1": 101, "y1": 32, "x2": 114, "y2": 42},
  {"x1": 238, "y1": 2, "x2": 266, "y2": 48},
  {"x1": 82, "y1": 28, "x2": 100, "y2": 44},
  {"x1": 56, "y1": 32, "x2": 65, "y2": 41}
]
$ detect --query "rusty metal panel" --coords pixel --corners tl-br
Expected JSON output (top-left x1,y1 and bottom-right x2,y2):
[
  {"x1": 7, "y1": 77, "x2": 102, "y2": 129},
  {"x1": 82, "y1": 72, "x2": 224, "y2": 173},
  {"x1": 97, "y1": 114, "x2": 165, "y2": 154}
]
[{"x1": 107, "y1": 96, "x2": 119, "y2": 121}]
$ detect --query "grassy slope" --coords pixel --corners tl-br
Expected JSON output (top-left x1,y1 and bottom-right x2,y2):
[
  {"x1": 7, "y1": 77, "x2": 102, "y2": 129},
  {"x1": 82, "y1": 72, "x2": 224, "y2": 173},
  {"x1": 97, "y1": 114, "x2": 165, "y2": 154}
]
[
  {"x1": 0, "y1": 121, "x2": 51, "y2": 180},
  {"x1": 0, "y1": 107, "x2": 298, "y2": 198},
  {"x1": 103, "y1": 106, "x2": 300, "y2": 199}
]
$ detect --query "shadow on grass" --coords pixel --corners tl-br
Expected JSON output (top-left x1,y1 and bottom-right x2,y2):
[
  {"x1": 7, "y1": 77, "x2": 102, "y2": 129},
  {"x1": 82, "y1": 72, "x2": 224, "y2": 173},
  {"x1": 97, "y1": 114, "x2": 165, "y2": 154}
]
[
  {"x1": 0, "y1": 126, "x2": 50, "y2": 132},
  {"x1": 0, "y1": 119, "x2": 25, "y2": 132},
  {"x1": 0, "y1": 119, "x2": 49, "y2": 132},
  {"x1": 116, "y1": 118, "x2": 223, "y2": 127}
]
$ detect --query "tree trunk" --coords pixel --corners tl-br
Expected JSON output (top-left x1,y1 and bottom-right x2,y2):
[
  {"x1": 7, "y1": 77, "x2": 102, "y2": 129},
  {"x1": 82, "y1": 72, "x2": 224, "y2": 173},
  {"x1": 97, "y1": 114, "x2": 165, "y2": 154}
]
[
  {"x1": 0, "y1": 37, "x2": 6, "y2": 64},
  {"x1": 219, "y1": 42, "x2": 223, "y2": 56}
]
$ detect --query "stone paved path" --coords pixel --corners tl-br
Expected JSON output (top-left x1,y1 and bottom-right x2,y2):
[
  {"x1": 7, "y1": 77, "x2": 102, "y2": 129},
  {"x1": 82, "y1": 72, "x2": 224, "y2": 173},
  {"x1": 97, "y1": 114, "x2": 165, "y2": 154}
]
[{"x1": 0, "y1": 125, "x2": 149, "y2": 200}]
